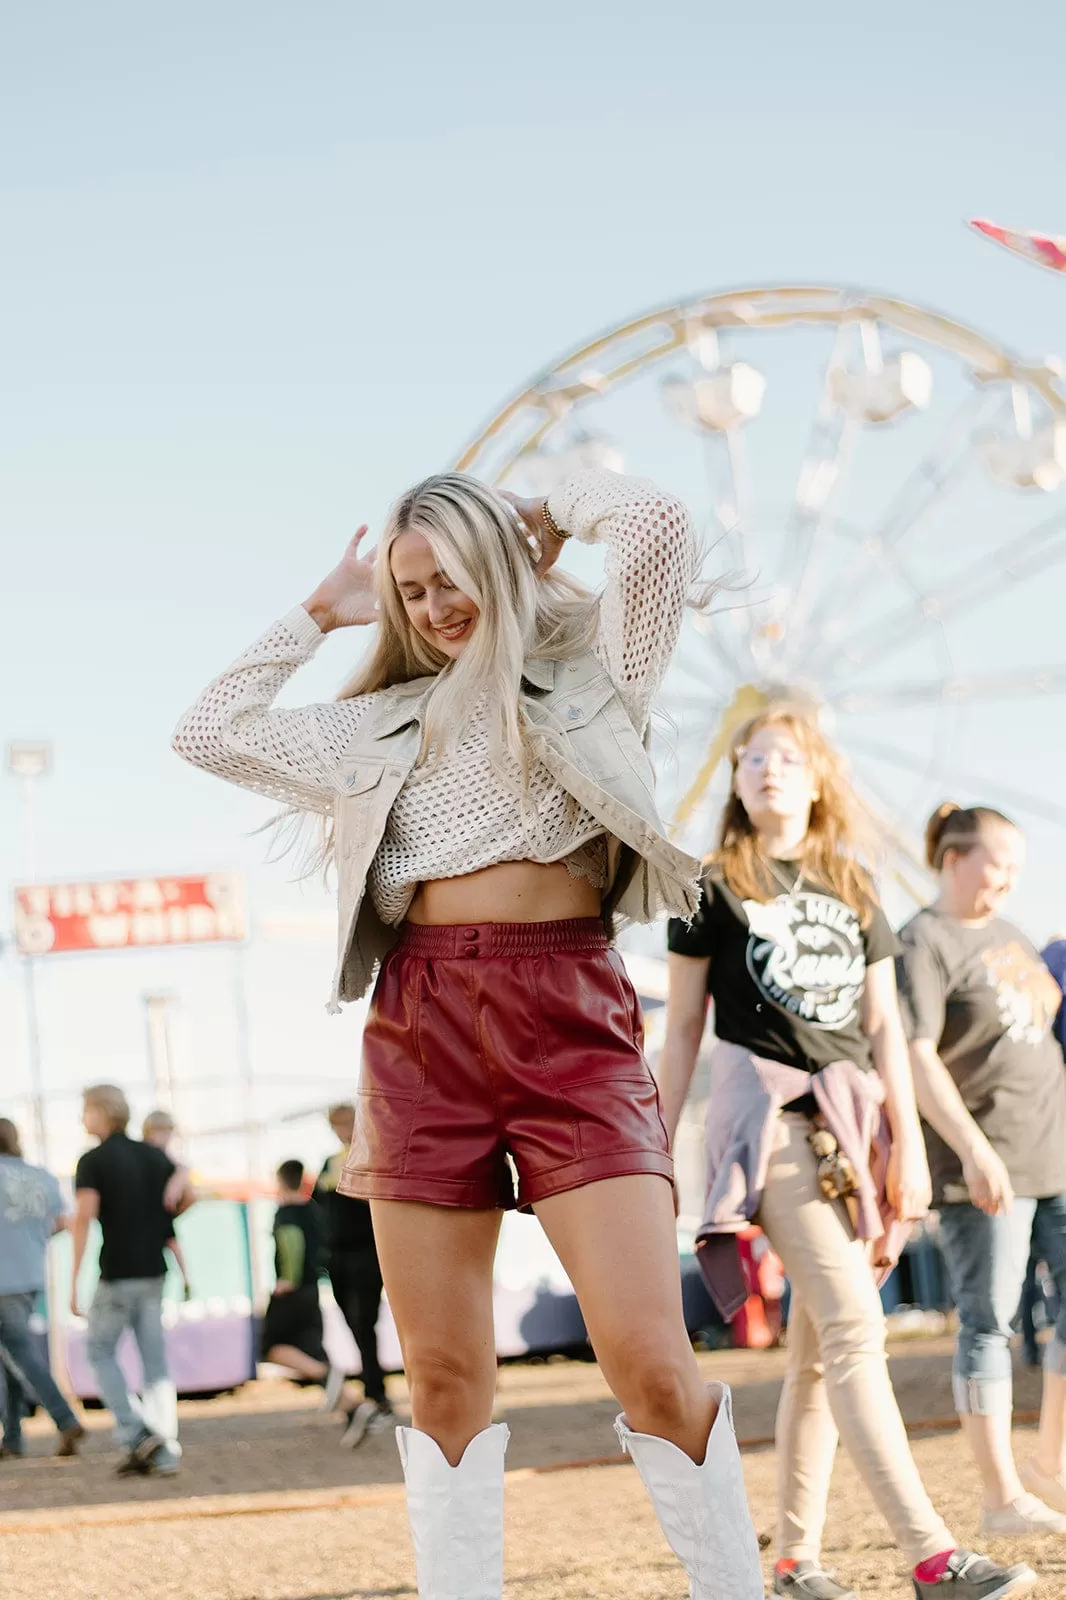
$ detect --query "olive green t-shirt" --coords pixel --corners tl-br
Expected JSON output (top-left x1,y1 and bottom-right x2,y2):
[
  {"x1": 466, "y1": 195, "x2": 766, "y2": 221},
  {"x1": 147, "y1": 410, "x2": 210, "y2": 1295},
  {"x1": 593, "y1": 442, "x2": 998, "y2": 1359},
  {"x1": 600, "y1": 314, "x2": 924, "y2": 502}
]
[{"x1": 896, "y1": 909, "x2": 1066, "y2": 1204}]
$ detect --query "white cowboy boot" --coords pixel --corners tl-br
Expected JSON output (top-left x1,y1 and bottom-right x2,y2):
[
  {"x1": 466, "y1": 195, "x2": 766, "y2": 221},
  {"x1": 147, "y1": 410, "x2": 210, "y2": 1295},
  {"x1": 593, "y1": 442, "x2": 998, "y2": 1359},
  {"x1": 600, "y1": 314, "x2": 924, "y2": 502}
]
[
  {"x1": 396, "y1": 1422, "x2": 509, "y2": 1599},
  {"x1": 616, "y1": 1382, "x2": 764, "y2": 1599}
]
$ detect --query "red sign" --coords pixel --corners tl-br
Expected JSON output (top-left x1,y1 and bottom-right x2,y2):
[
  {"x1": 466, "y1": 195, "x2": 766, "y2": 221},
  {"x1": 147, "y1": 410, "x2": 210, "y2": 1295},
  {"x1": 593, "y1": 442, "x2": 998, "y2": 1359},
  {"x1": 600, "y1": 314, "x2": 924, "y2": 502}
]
[{"x1": 13, "y1": 874, "x2": 246, "y2": 957}]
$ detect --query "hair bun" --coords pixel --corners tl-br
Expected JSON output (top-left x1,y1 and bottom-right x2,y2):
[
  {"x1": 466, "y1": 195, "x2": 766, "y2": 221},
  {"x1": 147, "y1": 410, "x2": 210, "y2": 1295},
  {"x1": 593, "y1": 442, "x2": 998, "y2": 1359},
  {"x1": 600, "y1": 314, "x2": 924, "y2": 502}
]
[{"x1": 924, "y1": 801, "x2": 961, "y2": 868}]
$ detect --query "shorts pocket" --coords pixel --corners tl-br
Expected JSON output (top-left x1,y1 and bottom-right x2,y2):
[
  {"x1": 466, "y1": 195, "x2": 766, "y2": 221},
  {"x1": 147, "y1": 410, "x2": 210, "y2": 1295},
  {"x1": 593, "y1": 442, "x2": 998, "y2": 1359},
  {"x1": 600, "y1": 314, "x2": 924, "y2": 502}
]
[{"x1": 348, "y1": 1090, "x2": 416, "y2": 1177}]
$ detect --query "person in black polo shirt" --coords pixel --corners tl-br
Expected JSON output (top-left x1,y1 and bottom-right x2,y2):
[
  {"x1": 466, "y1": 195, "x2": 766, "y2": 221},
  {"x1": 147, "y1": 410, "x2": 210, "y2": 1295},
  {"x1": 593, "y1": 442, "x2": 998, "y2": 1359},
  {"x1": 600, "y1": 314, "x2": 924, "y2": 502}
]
[
  {"x1": 261, "y1": 1160, "x2": 346, "y2": 1411},
  {"x1": 315, "y1": 1103, "x2": 393, "y2": 1447},
  {"x1": 72, "y1": 1084, "x2": 189, "y2": 1476}
]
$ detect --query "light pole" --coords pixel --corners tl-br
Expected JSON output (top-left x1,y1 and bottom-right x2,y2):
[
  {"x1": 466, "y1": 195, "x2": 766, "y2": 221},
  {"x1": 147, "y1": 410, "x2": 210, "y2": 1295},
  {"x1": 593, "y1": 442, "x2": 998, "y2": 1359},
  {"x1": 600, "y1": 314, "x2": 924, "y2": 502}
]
[
  {"x1": 143, "y1": 990, "x2": 178, "y2": 1113},
  {"x1": 231, "y1": 945, "x2": 266, "y2": 1306},
  {"x1": 6, "y1": 740, "x2": 52, "y2": 1164}
]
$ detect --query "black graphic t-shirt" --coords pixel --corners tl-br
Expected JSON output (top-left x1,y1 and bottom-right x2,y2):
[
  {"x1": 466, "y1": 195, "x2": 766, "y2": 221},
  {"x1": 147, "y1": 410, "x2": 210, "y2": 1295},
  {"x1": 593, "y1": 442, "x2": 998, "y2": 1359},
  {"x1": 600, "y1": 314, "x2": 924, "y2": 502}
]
[{"x1": 667, "y1": 862, "x2": 899, "y2": 1074}]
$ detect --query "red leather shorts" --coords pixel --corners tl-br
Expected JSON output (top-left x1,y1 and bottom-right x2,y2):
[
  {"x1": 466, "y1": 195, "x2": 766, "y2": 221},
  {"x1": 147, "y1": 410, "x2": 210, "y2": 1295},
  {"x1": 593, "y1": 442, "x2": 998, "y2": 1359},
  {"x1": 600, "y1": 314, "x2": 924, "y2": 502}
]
[{"x1": 338, "y1": 918, "x2": 673, "y2": 1210}]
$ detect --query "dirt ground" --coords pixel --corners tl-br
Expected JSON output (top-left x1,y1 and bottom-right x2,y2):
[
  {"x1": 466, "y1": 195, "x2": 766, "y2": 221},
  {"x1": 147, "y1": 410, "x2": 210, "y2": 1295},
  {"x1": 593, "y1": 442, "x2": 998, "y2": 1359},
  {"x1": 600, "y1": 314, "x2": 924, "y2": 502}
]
[{"x1": 2, "y1": 1335, "x2": 1065, "y2": 1599}]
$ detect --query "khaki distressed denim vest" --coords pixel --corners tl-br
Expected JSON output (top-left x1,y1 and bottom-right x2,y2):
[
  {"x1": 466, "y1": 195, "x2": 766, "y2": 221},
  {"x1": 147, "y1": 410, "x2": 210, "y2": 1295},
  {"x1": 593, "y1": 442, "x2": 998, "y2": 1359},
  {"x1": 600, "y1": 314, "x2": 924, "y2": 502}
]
[{"x1": 326, "y1": 651, "x2": 701, "y2": 1008}]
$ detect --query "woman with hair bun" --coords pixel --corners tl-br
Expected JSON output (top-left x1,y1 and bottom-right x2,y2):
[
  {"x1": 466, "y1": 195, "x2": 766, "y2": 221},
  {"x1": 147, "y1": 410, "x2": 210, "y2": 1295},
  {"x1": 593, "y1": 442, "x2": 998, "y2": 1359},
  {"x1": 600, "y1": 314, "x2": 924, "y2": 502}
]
[
  {"x1": 174, "y1": 470, "x2": 764, "y2": 1598},
  {"x1": 898, "y1": 803, "x2": 1066, "y2": 1542},
  {"x1": 660, "y1": 709, "x2": 1033, "y2": 1599}
]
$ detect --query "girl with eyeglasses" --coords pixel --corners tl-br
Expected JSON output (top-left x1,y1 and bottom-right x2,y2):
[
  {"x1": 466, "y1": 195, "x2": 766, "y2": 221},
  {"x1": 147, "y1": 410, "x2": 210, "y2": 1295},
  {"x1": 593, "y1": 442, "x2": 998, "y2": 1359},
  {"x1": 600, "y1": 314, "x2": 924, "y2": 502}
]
[{"x1": 659, "y1": 707, "x2": 1033, "y2": 1600}]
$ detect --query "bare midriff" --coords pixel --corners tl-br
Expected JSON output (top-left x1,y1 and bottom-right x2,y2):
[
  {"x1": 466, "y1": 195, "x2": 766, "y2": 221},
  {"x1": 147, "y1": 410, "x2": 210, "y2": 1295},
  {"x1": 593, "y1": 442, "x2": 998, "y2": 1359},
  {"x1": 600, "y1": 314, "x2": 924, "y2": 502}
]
[{"x1": 406, "y1": 859, "x2": 602, "y2": 926}]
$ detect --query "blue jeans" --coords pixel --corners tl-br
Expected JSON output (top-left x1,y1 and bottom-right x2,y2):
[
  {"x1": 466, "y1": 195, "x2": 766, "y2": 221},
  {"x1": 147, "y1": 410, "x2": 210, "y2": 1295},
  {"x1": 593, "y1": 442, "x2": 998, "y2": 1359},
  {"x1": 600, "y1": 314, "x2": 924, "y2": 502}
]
[
  {"x1": 0, "y1": 1291, "x2": 78, "y2": 1450},
  {"x1": 939, "y1": 1194, "x2": 1066, "y2": 1414},
  {"x1": 85, "y1": 1277, "x2": 180, "y2": 1463}
]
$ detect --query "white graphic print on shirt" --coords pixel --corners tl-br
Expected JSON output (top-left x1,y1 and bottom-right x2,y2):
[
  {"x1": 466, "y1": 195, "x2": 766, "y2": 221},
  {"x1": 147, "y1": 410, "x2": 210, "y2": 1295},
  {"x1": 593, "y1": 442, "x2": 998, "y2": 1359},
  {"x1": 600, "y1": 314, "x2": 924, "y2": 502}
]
[
  {"x1": 981, "y1": 941, "x2": 1061, "y2": 1046},
  {"x1": 742, "y1": 891, "x2": 866, "y2": 1030}
]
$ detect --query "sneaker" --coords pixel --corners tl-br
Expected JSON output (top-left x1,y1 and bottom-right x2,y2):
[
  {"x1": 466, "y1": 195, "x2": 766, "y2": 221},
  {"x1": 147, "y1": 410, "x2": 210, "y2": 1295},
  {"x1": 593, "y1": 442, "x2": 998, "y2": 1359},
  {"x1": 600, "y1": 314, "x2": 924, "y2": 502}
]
[
  {"x1": 773, "y1": 1559, "x2": 857, "y2": 1598},
  {"x1": 319, "y1": 1364, "x2": 347, "y2": 1413},
  {"x1": 912, "y1": 1550, "x2": 1036, "y2": 1598},
  {"x1": 56, "y1": 1423, "x2": 86, "y2": 1458},
  {"x1": 365, "y1": 1403, "x2": 394, "y2": 1438},
  {"x1": 341, "y1": 1400, "x2": 393, "y2": 1448},
  {"x1": 1021, "y1": 1457, "x2": 1066, "y2": 1513},
  {"x1": 116, "y1": 1427, "x2": 165, "y2": 1476},
  {"x1": 0, "y1": 1443, "x2": 25, "y2": 1460},
  {"x1": 979, "y1": 1491, "x2": 1066, "y2": 1537}
]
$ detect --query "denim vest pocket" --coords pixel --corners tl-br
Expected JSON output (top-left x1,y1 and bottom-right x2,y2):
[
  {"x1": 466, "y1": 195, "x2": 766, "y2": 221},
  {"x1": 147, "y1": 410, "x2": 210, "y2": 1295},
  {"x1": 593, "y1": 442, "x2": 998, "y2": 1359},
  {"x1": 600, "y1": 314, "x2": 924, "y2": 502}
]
[{"x1": 336, "y1": 759, "x2": 387, "y2": 796}]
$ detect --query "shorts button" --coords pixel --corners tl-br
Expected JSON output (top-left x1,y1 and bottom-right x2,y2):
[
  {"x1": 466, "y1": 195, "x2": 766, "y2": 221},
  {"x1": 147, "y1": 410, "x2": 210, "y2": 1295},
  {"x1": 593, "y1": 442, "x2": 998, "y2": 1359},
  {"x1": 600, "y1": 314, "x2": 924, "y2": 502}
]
[
  {"x1": 464, "y1": 928, "x2": 479, "y2": 940},
  {"x1": 463, "y1": 943, "x2": 479, "y2": 957}
]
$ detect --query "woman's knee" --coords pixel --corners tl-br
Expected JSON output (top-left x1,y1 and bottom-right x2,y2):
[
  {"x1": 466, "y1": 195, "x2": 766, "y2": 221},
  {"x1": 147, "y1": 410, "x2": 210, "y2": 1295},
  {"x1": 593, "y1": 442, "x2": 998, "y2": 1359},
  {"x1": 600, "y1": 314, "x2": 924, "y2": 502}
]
[
  {"x1": 404, "y1": 1343, "x2": 494, "y2": 1429},
  {"x1": 617, "y1": 1348, "x2": 701, "y2": 1435},
  {"x1": 811, "y1": 1292, "x2": 886, "y2": 1369}
]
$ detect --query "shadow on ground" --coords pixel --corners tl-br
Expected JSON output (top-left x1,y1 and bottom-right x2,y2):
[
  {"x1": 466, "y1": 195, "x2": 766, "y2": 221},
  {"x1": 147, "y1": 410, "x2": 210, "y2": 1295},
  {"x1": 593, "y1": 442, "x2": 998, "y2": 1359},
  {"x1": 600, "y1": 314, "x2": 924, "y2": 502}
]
[{"x1": 0, "y1": 1334, "x2": 1047, "y2": 1518}]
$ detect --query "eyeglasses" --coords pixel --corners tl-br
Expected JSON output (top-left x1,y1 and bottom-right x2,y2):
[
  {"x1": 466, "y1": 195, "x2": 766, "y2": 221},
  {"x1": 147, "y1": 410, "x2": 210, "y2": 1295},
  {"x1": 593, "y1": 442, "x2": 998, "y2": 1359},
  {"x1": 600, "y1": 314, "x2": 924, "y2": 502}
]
[{"x1": 737, "y1": 747, "x2": 808, "y2": 773}]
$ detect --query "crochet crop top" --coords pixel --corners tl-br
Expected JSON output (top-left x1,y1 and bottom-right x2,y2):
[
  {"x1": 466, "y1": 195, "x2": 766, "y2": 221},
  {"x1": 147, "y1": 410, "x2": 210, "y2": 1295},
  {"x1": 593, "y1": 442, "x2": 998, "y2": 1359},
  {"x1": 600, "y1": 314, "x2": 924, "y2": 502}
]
[{"x1": 173, "y1": 471, "x2": 695, "y2": 925}]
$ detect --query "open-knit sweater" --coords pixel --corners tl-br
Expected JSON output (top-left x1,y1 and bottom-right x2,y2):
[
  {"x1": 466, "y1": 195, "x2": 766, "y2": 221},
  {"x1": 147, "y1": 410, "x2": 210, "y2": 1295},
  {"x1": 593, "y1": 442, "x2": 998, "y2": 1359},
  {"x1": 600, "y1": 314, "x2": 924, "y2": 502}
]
[{"x1": 172, "y1": 471, "x2": 695, "y2": 925}]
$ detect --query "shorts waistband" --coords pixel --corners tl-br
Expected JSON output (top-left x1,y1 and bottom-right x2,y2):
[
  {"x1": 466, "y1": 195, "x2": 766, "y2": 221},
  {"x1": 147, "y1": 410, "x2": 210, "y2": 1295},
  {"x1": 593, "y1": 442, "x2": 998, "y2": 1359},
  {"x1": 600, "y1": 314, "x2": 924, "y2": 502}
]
[{"x1": 396, "y1": 917, "x2": 609, "y2": 960}]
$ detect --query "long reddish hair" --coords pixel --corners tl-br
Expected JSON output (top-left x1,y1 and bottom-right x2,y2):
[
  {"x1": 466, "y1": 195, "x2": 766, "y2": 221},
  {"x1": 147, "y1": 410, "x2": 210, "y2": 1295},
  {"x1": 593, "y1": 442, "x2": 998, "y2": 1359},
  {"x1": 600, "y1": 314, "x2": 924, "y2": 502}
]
[{"x1": 713, "y1": 704, "x2": 879, "y2": 928}]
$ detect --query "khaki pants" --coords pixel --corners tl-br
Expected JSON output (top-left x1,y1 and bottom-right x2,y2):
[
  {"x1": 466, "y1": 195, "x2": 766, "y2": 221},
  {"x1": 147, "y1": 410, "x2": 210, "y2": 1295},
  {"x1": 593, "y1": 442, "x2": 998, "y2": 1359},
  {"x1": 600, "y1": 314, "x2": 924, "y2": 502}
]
[{"x1": 757, "y1": 1114, "x2": 952, "y2": 1567}]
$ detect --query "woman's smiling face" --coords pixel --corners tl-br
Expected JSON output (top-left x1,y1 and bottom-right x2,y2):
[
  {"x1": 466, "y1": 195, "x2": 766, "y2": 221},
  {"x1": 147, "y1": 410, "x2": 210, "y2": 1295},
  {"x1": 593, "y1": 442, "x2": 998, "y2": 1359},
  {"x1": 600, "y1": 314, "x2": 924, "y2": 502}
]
[{"x1": 390, "y1": 527, "x2": 480, "y2": 660}]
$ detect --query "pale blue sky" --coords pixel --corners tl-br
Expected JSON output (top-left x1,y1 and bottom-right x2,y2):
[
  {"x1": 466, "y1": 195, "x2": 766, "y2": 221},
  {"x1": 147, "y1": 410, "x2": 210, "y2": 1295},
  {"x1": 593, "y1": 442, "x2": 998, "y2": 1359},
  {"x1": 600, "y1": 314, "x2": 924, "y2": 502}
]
[{"x1": 4, "y1": 1, "x2": 1066, "y2": 1175}]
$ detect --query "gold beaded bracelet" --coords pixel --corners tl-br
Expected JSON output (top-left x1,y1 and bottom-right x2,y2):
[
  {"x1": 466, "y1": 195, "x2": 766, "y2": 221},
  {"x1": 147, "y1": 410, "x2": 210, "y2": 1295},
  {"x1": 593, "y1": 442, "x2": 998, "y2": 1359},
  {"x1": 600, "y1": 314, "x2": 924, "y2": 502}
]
[{"x1": 541, "y1": 499, "x2": 571, "y2": 541}]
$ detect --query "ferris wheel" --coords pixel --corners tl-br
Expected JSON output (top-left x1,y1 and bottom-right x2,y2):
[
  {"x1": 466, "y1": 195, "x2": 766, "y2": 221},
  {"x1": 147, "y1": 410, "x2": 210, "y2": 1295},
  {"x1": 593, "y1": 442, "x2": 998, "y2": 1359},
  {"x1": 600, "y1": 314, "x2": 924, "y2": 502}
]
[{"x1": 454, "y1": 286, "x2": 1066, "y2": 901}]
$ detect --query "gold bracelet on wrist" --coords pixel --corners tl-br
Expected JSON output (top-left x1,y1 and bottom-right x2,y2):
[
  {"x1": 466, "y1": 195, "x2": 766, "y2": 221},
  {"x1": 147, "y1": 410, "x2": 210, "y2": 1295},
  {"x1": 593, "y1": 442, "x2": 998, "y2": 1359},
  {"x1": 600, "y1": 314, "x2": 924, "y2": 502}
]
[{"x1": 541, "y1": 499, "x2": 571, "y2": 541}]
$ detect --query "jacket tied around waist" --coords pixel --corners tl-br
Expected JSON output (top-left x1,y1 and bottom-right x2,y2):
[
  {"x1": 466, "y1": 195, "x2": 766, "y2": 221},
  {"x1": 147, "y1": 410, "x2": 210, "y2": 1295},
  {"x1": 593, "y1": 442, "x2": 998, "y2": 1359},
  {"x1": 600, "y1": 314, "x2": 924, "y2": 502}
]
[{"x1": 695, "y1": 1040, "x2": 911, "y2": 1319}]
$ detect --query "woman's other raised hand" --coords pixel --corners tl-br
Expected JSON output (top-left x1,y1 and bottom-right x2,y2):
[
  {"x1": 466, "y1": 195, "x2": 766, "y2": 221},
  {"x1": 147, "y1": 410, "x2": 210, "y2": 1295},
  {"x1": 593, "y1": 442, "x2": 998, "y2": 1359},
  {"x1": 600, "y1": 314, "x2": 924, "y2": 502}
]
[{"x1": 304, "y1": 526, "x2": 379, "y2": 632}]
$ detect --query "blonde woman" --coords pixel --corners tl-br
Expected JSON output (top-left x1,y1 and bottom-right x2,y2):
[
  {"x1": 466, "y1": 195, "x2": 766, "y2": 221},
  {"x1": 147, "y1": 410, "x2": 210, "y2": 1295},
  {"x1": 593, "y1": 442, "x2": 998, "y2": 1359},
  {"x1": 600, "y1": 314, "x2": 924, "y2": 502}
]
[
  {"x1": 174, "y1": 471, "x2": 763, "y2": 1599},
  {"x1": 898, "y1": 805, "x2": 1066, "y2": 1541},
  {"x1": 658, "y1": 708, "x2": 1033, "y2": 1600}
]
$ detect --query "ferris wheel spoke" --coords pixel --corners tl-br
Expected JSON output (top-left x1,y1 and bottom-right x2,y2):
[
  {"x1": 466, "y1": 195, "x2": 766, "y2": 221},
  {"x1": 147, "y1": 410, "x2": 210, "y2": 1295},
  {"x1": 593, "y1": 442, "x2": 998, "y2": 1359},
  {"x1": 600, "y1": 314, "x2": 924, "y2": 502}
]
[
  {"x1": 673, "y1": 638, "x2": 742, "y2": 696},
  {"x1": 801, "y1": 390, "x2": 991, "y2": 651},
  {"x1": 852, "y1": 786, "x2": 933, "y2": 876},
  {"x1": 780, "y1": 425, "x2": 860, "y2": 675},
  {"x1": 831, "y1": 663, "x2": 1066, "y2": 712},
  {"x1": 685, "y1": 605, "x2": 758, "y2": 682},
  {"x1": 699, "y1": 436, "x2": 746, "y2": 561},
  {"x1": 845, "y1": 732, "x2": 1066, "y2": 826},
  {"x1": 664, "y1": 688, "x2": 727, "y2": 717},
  {"x1": 818, "y1": 508, "x2": 1066, "y2": 687},
  {"x1": 775, "y1": 323, "x2": 856, "y2": 662},
  {"x1": 722, "y1": 426, "x2": 754, "y2": 577}
]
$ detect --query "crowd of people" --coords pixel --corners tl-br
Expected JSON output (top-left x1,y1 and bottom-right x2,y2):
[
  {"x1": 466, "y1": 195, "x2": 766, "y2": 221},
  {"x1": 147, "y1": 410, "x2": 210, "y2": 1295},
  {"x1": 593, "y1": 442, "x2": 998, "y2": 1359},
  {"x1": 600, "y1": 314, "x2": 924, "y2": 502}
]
[
  {"x1": 0, "y1": 1094, "x2": 391, "y2": 1474},
  {"x1": 662, "y1": 724, "x2": 1066, "y2": 1598},
  {"x1": 4, "y1": 464, "x2": 1063, "y2": 1600}
]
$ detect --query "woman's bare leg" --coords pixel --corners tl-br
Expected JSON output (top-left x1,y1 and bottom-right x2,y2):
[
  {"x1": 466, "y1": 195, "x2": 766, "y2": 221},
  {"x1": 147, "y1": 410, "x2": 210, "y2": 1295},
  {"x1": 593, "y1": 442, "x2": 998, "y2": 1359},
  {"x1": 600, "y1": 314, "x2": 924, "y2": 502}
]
[
  {"x1": 534, "y1": 1174, "x2": 715, "y2": 1460},
  {"x1": 370, "y1": 1199, "x2": 501, "y2": 1465}
]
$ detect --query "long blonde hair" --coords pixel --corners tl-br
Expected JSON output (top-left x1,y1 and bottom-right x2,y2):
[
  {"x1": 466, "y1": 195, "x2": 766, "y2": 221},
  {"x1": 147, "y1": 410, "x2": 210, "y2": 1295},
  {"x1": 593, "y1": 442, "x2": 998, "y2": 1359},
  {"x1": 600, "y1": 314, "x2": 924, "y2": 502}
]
[
  {"x1": 338, "y1": 472, "x2": 598, "y2": 775},
  {"x1": 713, "y1": 704, "x2": 879, "y2": 927},
  {"x1": 271, "y1": 474, "x2": 601, "y2": 873}
]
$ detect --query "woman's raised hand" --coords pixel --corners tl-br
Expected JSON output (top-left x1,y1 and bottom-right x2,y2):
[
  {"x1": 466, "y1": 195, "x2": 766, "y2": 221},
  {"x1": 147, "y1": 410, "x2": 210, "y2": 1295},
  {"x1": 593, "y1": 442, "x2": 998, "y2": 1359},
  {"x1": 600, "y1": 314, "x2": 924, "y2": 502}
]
[
  {"x1": 304, "y1": 526, "x2": 379, "y2": 632},
  {"x1": 500, "y1": 492, "x2": 565, "y2": 579}
]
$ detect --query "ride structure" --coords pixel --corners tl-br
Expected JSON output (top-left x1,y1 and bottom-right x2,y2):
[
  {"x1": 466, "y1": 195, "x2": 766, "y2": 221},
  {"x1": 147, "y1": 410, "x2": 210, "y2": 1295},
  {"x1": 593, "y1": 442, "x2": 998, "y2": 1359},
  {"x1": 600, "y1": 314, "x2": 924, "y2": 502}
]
[{"x1": 455, "y1": 285, "x2": 1066, "y2": 899}]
